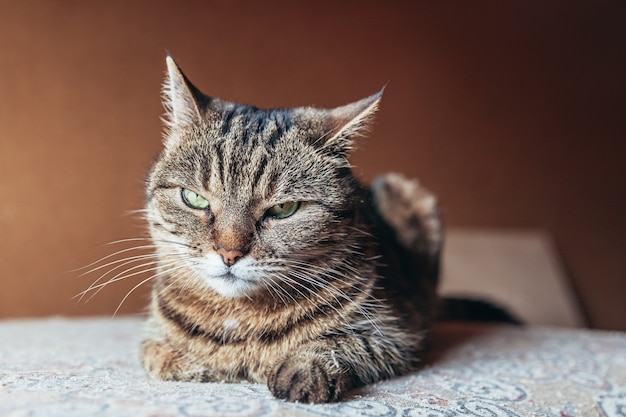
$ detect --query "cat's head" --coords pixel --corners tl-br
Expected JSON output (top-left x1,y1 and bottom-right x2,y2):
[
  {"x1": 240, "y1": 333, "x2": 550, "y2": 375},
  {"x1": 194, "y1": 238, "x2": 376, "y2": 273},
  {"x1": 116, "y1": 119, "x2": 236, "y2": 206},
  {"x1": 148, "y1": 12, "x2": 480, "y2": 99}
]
[{"x1": 146, "y1": 55, "x2": 382, "y2": 298}]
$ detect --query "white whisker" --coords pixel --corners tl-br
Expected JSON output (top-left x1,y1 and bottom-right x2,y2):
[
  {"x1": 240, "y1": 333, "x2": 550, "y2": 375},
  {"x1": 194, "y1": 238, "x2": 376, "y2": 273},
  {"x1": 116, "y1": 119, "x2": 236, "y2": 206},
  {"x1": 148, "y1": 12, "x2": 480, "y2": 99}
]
[
  {"x1": 113, "y1": 263, "x2": 191, "y2": 317},
  {"x1": 71, "y1": 244, "x2": 157, "y2": 273},
  {"x1": 272, "y1": 259, "x2": 386, "y2": 336},
  {"x1": 76, "y1": 256, "x2": 193, "y2": 302},
  {"x1": 79, "y1": 252, "x2": 165, "y2": 278}
]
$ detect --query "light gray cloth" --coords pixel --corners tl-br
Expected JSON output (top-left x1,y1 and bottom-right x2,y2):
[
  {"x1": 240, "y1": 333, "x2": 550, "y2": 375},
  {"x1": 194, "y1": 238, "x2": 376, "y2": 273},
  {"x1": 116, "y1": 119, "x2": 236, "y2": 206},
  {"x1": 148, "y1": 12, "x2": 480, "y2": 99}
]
[{"x1": 1, "y1": 317, "x2": 625, "y2": 417}]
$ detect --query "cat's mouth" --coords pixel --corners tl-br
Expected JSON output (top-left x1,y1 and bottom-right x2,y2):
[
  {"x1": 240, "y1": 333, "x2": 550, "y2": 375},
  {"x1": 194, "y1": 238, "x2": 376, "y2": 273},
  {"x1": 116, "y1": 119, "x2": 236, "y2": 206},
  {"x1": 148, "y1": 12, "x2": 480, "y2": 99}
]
[
  {"x1": 191, "y1": 256, "x2": 262, "y2": 297},
  {"x1": 201, "y1": 271, "x2": 260, "y2": 298},
  {"x1": 216, "y1": 272, "x2": 238, "y2": 281},
  {"x1": 200, "y1": 269, "x2": 242, "y2": 282}
]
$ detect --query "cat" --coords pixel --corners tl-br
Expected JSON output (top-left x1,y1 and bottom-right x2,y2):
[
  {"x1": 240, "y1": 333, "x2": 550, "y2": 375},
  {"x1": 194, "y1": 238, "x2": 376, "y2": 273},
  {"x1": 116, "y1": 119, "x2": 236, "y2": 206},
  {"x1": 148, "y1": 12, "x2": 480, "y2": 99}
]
[{"x1": 138, "y1": 55, "x2": 443, "y2": 403}]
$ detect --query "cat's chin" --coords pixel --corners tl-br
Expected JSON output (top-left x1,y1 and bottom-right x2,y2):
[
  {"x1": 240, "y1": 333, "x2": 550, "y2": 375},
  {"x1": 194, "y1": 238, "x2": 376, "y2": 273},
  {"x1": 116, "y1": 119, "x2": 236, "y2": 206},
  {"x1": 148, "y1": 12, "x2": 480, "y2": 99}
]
[
  {"x1": 192, "y1": 255, "x2": 262, "y2": 298},
  {"x1": 202, "y1": 273, "x2": 259, "y2": 298}
]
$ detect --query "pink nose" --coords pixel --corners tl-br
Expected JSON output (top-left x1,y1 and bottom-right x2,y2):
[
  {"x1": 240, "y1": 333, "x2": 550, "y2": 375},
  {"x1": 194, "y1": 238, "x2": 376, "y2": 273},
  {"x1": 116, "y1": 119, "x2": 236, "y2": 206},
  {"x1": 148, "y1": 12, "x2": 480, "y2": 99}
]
[{"x1": 215, "y1": 247, "x2": 244, "y2": 266}]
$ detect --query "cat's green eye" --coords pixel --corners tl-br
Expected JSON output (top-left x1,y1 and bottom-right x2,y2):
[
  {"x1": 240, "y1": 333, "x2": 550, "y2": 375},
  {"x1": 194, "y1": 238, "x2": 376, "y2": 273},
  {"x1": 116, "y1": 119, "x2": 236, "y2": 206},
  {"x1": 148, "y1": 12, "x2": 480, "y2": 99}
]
[
  {"x1": 266, "y1": 201, "x2": 299, "y2": 219},
  {"x1": 181, "y1": 188, "x2": 210, "y2": 210}
]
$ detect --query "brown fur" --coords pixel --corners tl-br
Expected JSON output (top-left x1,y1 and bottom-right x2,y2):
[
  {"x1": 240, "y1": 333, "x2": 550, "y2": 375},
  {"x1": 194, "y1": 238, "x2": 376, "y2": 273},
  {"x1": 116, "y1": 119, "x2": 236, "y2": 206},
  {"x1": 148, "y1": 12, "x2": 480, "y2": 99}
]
[{"x1": 139, "y1": 56, "x2": 443, "y2": 403}]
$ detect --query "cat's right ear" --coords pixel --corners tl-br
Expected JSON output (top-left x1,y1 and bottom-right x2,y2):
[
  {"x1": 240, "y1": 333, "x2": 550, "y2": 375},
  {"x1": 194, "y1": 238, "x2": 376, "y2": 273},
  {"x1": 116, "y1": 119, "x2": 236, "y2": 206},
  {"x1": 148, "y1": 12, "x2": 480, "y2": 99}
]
[{"x1": 162, "y1": 55, "x2": 204, "y2": 133}]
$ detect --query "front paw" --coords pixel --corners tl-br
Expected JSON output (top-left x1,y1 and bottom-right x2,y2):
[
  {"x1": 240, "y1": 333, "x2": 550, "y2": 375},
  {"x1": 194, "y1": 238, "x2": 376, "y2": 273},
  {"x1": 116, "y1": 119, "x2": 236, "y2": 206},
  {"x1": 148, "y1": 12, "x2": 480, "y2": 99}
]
[
  {"x1": 140, "y1": 339, "x2": 212, "y2": 382},
  {"x1": 267, "y1": 353, "x2": 345, "y2": 403}
]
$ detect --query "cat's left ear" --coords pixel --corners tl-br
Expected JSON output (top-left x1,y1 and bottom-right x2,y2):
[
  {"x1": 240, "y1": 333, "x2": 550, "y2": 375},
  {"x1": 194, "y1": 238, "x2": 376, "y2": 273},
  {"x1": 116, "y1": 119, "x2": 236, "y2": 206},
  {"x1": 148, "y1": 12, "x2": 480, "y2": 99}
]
[{"x1": 320, "y1": 89, "x2": 383, "y2": 157}]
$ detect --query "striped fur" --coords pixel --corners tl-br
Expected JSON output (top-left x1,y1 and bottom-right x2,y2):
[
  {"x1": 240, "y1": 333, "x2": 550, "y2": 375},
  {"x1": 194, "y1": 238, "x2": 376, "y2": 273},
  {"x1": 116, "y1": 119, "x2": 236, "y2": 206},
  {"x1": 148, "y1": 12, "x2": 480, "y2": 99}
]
[{"x1": 139, "y1": 56, "x2": 443, "y2": 403}]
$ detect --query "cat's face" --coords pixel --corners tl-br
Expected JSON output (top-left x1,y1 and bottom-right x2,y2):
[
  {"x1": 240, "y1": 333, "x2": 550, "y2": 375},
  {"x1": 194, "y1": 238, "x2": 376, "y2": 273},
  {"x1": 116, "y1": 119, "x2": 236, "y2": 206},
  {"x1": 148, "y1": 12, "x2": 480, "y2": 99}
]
[{"x1": 146, "y1": 56, "x2": 381, "y2": 298}]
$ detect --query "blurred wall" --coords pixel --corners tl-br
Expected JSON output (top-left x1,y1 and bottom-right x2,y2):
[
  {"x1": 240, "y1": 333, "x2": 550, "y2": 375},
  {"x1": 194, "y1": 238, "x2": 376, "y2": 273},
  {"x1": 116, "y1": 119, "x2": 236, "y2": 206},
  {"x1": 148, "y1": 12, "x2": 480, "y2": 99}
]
[{"x1": 0, "y1": 1, "x2": 624, "y2": 330}]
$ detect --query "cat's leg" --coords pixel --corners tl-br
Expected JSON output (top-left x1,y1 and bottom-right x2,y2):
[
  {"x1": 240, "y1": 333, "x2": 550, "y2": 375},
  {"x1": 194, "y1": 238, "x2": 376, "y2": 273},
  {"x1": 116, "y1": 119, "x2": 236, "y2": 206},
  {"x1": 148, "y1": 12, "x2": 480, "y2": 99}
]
[
  {"x1": 371, "y1": 173, "x2": 443, "y2": 274},
  {"x1": 268, "y1": 347, "x2": 349, "y2": 403},
  {"x1": 140, "y1": 339, "x2": 214, "y2": 382},
  {"x1": 267, "y1": 331, "x2": 417, "y2": 403}
]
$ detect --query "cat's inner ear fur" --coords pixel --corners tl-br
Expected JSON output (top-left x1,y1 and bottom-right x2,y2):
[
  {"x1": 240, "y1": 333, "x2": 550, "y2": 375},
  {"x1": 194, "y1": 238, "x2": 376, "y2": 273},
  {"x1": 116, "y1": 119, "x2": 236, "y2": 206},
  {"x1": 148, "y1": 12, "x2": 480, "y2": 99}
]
[
  {"x1": 162, "y1": 55, "x2": 205, "y2": 131},
  {"x1": 317, "y1": 90, "x2": 383, "y2": 158}
]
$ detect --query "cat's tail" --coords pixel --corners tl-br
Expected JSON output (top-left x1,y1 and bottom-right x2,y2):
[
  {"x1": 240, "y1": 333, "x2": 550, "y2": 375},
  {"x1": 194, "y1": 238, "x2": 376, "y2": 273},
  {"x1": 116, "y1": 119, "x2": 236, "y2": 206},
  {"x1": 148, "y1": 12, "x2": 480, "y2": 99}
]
[
  {"x1": 371, "y1": 173, "x2": 521, "y2": 325},
  {"x1": 371, "y1": 172, "x2": 443, "y2": 286},
  {"x1": 437, "y1": 296, "x2": 523, "y2": 324}
]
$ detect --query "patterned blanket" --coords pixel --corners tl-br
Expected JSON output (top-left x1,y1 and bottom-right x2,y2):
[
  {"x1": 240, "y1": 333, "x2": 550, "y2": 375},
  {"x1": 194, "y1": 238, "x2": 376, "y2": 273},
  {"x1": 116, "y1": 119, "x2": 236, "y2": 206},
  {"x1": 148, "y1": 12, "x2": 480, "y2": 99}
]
[{"x1": 1, "y1": 317, "x2": 624, "y2": 416}]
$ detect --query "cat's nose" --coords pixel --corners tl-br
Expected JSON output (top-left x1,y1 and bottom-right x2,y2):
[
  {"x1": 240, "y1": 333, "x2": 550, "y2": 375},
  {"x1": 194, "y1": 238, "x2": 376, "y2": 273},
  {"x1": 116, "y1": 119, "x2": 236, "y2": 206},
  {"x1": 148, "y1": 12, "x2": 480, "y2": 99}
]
[{"x1": 215, "y1": 247, "x2": 245, "y2": 266}]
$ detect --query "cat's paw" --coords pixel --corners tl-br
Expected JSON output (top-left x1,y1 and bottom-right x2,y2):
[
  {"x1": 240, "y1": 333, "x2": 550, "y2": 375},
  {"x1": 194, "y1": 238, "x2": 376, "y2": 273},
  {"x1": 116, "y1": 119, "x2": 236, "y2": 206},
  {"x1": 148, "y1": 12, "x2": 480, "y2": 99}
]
[
  {"x1": 372, "y1": 173, "x2": 443, "y2": 257},
  {"x1": 267, "y1": 353, "x2": 344, "y2": 403},
  {"x1": 140, "y1": 339, "x2": 212, "y2": 382}
]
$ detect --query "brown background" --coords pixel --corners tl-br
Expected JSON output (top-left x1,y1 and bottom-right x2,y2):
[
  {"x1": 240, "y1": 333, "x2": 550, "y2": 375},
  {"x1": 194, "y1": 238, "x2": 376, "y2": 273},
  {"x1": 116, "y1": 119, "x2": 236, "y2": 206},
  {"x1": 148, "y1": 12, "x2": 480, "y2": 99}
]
[{"x1": 0, "y1": 1, "x2": 624, "y2": 330}]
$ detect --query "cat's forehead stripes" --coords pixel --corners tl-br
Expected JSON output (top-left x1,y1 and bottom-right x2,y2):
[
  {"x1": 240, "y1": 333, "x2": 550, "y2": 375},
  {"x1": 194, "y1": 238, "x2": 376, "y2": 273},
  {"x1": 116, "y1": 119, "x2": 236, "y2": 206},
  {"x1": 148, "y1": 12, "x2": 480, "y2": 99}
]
[
  {"x1": 193, "y1": 110, "x2": 292, "y2": 209},
  {"x1": 218, "y1": 106, "x2": 293, "y2": 149}
]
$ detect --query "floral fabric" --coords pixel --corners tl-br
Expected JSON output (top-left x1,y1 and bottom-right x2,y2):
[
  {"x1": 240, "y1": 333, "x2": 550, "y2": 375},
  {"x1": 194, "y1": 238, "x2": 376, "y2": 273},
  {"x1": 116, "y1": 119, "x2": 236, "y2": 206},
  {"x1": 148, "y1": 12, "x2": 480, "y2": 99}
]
[{"x1": 0, "y1": 318, "x2": 624, "y2": 417}]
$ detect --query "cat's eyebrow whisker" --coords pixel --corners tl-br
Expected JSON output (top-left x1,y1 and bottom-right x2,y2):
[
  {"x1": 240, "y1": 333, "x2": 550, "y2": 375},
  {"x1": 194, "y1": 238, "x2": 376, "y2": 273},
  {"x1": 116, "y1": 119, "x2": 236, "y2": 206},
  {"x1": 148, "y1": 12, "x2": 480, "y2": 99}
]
[{"x1": 310, "y1": 128, "x2": 334, "y2": 148}]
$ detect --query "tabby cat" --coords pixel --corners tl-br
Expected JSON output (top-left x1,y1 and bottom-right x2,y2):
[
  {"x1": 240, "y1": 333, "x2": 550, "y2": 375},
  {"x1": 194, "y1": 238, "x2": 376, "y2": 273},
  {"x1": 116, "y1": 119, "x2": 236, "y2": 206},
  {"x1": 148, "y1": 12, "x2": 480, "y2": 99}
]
[{"x1": 139, "y1": 55, "x2": 443, "y2": 403}]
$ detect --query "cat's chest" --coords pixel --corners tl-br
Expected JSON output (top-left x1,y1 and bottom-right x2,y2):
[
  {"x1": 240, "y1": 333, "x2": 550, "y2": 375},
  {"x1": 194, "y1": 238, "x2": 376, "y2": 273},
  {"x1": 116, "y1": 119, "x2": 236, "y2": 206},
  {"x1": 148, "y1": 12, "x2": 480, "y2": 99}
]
[
  {"x1": 154, "y1": 279, "x2": 362, "y2": 381},
  {"x1": 162, "y1": 308, "x2": 317, "y2": 382},
  {"x1": 159, "y1": 291, "x2": 321, "y2": 341}
]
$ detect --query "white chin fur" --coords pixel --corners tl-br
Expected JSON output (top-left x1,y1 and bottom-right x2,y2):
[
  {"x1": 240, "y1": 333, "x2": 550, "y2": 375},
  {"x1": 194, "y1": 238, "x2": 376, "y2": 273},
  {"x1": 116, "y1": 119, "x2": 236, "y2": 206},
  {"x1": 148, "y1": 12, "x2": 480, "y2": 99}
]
[{"x1": 192, "y1": 255, "x2": 262, "y2": 298}]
